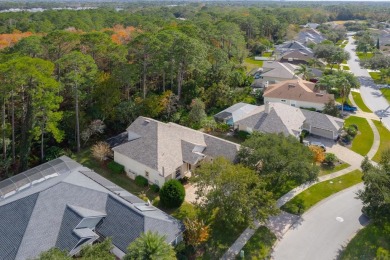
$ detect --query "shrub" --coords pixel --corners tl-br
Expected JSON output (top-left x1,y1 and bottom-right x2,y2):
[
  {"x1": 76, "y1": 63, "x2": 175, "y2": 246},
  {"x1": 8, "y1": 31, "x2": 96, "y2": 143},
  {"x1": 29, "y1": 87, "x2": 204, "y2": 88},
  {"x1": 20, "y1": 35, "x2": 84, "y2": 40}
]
[
  {"x1": 150, "y1": 184, "x2": 160, "y2": 193},
  {"x1": 107, "y1": 161, "x2": 124, "y2": 174},
  {"x1": 350, "y1": 124, "x2": 359, "y2": 130},
  {"x1": 324, "y1": 153, "x2": 337, "y2": 165},
  {"x1": 180, "y1": 176, "x2": 190, "y2": 185},
  {"x1": 91, "y1": 141, "x2": 112, "y2": 162},
  {"x1": 237, "y1": 130, "x2": 250, "y2": 139},
  {"x1": 160, "y1": 180, "x2": 185, "y2": 208},
  {"x1": 135, "y1": 175, "x2": 148, "y2": 187},
  {"x1": 300, "y1": 130, "x2": 310, "y2": 138},
  {"x1": 347, "y1": 126, "x2": 357, "y2": 137}
]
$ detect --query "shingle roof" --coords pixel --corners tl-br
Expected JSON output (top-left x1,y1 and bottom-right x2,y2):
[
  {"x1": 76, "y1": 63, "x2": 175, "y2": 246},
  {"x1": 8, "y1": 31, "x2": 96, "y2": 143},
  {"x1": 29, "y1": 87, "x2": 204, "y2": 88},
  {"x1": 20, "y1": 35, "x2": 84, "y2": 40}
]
[
  {"x1": 0, "y1": 156, "x2": 183, "y2": 260},
  {"x1": 279, "y1": 49, "x2": 314, "y2": 62},
  {"x1": 297, "y1": 28, "x2": 326, "y2": 44},
  {"x1": 263, "y1": 79, "x2": 334, "y2": 104},
  {"x1": 214, "y1": 102, "x2": 263, "y2": 123},
  {"x1": 112, "y1": 117, "x2": 240, "y2": 176},
  {"x1": 261, "y1": 62, "x2": 300, "y2": 79},
  {"x1": 276, "y1": 41, "x2": 313, "y2": 55},
  {"x1": 236, "y1": 102, "x2": 343, "y2": 137}
]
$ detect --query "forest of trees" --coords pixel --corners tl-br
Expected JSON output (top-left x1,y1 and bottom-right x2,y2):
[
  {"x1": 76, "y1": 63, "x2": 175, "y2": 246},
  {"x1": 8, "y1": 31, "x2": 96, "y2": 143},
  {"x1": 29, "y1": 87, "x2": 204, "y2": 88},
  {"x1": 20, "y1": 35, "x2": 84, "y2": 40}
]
[{"x1": 0, "y1": 2, "x2": 389, "y2": 177}]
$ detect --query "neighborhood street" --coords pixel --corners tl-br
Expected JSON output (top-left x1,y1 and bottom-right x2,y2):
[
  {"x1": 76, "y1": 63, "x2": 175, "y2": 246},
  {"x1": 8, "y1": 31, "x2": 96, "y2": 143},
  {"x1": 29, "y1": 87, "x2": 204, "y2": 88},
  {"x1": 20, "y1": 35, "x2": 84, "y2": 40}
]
[
  {"x1": 345, "y1": 35, "x2": 390, "y2": 130},
  {"x1": 272, "y1": 184, "x2": 368, "y2": 260}
]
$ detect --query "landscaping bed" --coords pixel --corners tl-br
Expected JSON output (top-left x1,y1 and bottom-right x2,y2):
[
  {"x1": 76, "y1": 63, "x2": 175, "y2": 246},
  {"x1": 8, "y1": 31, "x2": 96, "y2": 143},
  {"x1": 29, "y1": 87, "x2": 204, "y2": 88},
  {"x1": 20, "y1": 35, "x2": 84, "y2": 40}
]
[
  {"x1": 281, "y1": 170, "x2": 362, "y2": 215},
  {"x1": 319, "y1": 162, "x2": 349, "y2": 176}
]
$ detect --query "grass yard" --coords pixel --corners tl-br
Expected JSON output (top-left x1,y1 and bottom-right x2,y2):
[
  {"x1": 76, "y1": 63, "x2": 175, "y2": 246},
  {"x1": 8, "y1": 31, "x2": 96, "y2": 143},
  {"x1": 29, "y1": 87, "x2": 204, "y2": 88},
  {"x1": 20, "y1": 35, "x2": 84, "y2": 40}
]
[
  {"x1": 319, "y1": 162, "x2": 350, "y2": 176},
  {"x1": 369, "y1": 71, "x2": 382, "y2": 83},
  {"x1": 357, "y1": 52, "x2": 374, "y2": 60},
  {"x1": 73, "y1": 149, "x2": 159, "y2": 201},
  {"x1": 351, "y1": 91, "x2": 372, "y2": 112},
  {"x1": 380, "y1": 88, "x2": 390, "y2": 104},
  {"x1": 237, "y1": 226, "x2": 276, "y2": 260},
  {"x1": 344, "y1": 116, "x2": 374, "y2": 156},
  {"x1": 340, "y1": 222, "x2": 390, "y2": 260},
  {"x1": 342, "y1": 65, "x2": 350, "y2": 70},
  {"x1": 262, "y1": 52, "x2": 272, "y2": 57},
  {"x1": 281, "y1": 170, "x2": 362, "y2": 215},
  {"x1": 244, "y1": 57, "x2": 263, "y2": 72},
  {"x1": 372, "y1": 120, "x2": 390, "y2": 162}
]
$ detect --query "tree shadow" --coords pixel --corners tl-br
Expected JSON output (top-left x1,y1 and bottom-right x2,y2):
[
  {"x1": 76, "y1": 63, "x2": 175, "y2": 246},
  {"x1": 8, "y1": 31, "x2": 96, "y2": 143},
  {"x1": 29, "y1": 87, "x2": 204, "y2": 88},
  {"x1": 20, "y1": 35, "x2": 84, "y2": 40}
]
[{"x1": 266, "y1": 211, "x2": 303, "y2": 239}]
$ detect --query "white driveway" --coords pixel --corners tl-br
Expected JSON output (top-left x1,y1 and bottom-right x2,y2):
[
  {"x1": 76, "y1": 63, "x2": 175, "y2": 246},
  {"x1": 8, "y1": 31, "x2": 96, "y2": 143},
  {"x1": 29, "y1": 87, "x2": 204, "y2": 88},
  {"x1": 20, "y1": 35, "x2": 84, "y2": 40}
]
[
  {"x1": 272, "y1": 183, "x2": 369, "y2": 260},
  {"x1": 345, "y1": 36, "x2": 390, "y2": 130}
]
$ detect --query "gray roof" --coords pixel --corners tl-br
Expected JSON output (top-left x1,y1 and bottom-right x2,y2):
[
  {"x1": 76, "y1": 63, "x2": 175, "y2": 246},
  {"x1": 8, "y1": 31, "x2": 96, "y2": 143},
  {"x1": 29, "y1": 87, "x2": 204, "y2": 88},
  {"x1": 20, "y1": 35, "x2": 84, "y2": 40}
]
[
  {"x1": 0, "y1": 156, "x2": 183, "y2": 260},
  {"x1": 296, "y1": 28, "x2": 326, "y2": 45},
  {"x1": 214, "y1": 102, "x2": 264, "y2": 123},
  {"x1": 276, "y1": 41, "x2": 313, "y2": 56},
  {"x1": 113, "y1": 117, "x2": 240, "y2": 175},
  {"x1": 260, "y1": 61, "x2": 300, "y2": 80},
  {"x1": 236, "y1": 102, "x2": 343, "y2": 137}
]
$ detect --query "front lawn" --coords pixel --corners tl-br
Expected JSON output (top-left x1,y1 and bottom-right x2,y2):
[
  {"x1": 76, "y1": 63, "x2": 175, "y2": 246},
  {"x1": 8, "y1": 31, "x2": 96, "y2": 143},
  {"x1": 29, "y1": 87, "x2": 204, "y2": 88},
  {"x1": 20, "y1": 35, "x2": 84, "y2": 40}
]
[
  {"x1": 342, "y1": 65, "x2": 350, "y2": 70},
  {"x1": 372, "y1": 120, "x2": 390, "y2": 162},
  {"x1": 369, "y1": 71, "x2": 381, "y2": 83},
  {"x1": 351, "y1": 91, "x2": 372, "y2": 112},
  {"x1": 319, "y1": 162, "x2": 350, "y2": 176},
  {"x1": 380, "y1": 88, "x2": 390, "y2": 103},
  {"x1": 73, "y1": 149, "x2": 159, "y2": 201},
  {"x1": 340, "y1": 222, "x2": 390, "y2": 260},
  {"x1": 344, "y1": 116, "x2": 374, "y2": 156},
  {"x1": 262, "y1": 52, "x2": 272, "y2": 57},
  {"x1": 357, "y1": 52, "x2": 374, "y2": 60},
  {"x1": 281, "y1": 170, "x2": 362, "y2": 215},
  {"x1": 237, "y1": 226, "x2": 276, "y2": 260}
]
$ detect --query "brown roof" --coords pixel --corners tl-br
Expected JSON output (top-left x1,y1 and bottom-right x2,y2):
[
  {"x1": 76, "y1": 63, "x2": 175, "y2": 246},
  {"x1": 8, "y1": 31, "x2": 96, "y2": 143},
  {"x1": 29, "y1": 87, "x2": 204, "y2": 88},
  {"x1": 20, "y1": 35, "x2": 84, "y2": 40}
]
[
  {"x1": 279, "y1": 50, "x2": 313, "y2": 62},
  {"x1": 263, "y1": 79, "x2": 334, "y2": 104}
]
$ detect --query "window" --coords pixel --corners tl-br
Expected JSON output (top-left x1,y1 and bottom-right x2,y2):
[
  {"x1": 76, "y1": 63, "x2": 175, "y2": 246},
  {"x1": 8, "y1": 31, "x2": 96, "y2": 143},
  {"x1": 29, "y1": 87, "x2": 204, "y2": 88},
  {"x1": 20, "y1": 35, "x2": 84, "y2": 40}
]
[
  {"x1": 281, "y1": 99, "x2": 286, "y2": 102},
  {"x1": 175, "y1": 168, "x2": 181, "y2": 178},
  {"x1": 145, "y1": 171, "x2": 149, "y2": 178}
]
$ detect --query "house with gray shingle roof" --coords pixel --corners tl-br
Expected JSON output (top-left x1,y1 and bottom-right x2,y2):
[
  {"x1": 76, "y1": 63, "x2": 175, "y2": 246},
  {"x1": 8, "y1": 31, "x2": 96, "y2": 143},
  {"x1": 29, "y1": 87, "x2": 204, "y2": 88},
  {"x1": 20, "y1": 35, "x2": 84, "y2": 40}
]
[
  {"x1": 214, "y1": 102, "x2": 264, "y2": 126},
  {"x1": 235, "y1": 102, "x2": 344, "y2": 140},
  {"x1": 0, "y1": 156, "x2": 183, "y2": 260},
  {"x1": 111, "y1": 117, "x2": 240, "y2": 187},
  {"x1": 263, "y1": 79, "x2": 334, "y2": 111},
  {"x1": 252, "y1": 61, "x2": 301, "y2": 89}
]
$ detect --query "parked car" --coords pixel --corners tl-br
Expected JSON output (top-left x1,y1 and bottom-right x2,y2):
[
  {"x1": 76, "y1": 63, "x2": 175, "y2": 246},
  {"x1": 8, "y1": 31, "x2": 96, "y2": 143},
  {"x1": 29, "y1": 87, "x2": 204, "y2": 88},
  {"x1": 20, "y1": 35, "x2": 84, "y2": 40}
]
[
  {"x1": 337, "y1": 104, "x2": 357, "y2": 112},
  {"x1": 310, "y1": 141, "x2": 326, "y2": 151}
]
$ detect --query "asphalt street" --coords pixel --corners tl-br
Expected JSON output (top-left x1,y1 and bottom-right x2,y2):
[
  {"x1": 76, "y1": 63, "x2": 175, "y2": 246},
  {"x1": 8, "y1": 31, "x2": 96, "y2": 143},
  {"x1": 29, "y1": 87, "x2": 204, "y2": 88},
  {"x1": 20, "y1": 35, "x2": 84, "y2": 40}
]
[
  {"x1": 345, "y1": 36, "x2": 390, "y2": 130},
  {"x1": 272, "y1": 183, "x2": 368, "y2": 260}
]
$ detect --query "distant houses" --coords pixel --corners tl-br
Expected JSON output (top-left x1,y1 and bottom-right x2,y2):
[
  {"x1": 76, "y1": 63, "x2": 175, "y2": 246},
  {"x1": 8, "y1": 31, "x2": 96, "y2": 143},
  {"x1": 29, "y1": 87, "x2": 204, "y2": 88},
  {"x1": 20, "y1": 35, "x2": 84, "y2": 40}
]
[
  {"x1": 109, "y1": 117, "x2": 240, "y2": 187},
  {"x1": 0, "y1": 156, "x2": 184, "y2": 259}
]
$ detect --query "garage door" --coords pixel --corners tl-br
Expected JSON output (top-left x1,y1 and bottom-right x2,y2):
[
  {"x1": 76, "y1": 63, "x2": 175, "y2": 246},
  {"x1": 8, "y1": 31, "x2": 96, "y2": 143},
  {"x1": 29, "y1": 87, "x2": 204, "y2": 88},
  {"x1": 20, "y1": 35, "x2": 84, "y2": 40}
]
[{"x1": 311, "y1": 127, "x2": 334, "y2": 139}]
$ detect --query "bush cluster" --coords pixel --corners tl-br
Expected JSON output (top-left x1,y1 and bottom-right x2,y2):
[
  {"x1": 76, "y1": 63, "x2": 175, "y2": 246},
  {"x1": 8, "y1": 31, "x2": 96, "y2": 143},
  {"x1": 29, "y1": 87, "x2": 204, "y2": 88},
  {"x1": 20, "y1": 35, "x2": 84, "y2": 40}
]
[
  {"x1": 107, "y1": 161, "x2": 124, "y2": 174},
  {"x1": 160, "y1": 180, "x2": 185, "y2": 208},
  {"x1": 150, "y1": 184, "x2": 160, "y2": 193},
  {"x1": 135, "y1": 176, "x2": 149, "y2": 187}
]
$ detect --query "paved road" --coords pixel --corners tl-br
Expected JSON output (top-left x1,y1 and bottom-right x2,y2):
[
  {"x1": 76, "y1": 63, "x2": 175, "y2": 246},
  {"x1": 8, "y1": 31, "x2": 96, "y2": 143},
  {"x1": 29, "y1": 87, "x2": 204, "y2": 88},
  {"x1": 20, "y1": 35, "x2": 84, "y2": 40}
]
[
  {"x1": 272, "y1": 184, "x2": 369, "y2": 260},
  {"x1": 345, "y1": 36, "x2": 390, "y2": 130}
]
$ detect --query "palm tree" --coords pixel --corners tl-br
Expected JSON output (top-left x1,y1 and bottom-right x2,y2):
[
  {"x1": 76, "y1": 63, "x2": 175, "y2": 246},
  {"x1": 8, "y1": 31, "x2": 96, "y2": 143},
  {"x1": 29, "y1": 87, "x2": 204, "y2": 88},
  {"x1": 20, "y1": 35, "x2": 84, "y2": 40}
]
[
  {"x1": 294, "y1": 64, "x2": 313, "y2": 80},
  {"x1": 308, "y1": 58, "x2": 323, "y2": 69},
  {"x1": 124, "y1": 231, "x2": 176, "y2": 260}
]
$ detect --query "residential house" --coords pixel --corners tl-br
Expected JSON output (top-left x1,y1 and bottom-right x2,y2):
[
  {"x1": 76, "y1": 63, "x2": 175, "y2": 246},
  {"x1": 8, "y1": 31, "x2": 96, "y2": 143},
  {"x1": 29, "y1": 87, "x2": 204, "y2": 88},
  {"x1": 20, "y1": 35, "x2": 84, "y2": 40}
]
[
  {"x1": 0, "y1": 156, "x2": 183, "y2": 260},
  {"x1": 235, "y1": 102, "x2": 344, "y2": 140},
  {"x1": 263, "y1": 79, "x2": 334, "y2": 111},
  {"x1": 303, "y1": 23, "x2": 320, "y2": 29},
  {"x1": 278, "y1": 49, "x2": 314, "y2": 65},
  {"x1": 110, "y1": 117, "x2": 240, "y2": 187},
  {"x1": 214, "y1": 102, "x2": 264, "y2": 125},
  {"x1": 275, "y1": 41, "x2": 313, "y2": 57},
  {"x1": 252, "y1": 61, "x2": 300, "y2": 89},
  {"x1": 296, "y1": 28, "x2": 326, "y2": 45}
]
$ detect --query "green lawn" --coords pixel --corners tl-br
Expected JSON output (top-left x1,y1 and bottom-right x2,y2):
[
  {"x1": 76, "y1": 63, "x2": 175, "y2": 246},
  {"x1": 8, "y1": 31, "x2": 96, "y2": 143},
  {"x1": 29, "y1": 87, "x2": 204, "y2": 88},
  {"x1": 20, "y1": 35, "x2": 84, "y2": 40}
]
[
  {"x1": 351, "y1": 91, "x2": 372, "y2": 112},
  {"x1": 380, "y1": 88, "x2": 390, "y2": 104},
  {"x1": 281, "y1": 170, "x2": 362, "y2": 215},
  {"x1": 237, "y1": 226, "x2": 276, "y2": 260},
  {"x1": 319, "y1": 162, "x2": 350, "y2": 176},
  {"x1": 357, "y1": 52, "x2": 374, "y2": 60},
  {"x1": 344, "y1": 116, "x2": 374, "y2": 156},
  {"x1": 262, "y1": 52, "x2": 272, "y2": 57},
  {"x1": 372, "y1": 120, "x2": 390, "y2": 162},
  {"x1": 73, "y1": 149, "x2": 159, "y2": 201},
  {"x1": 342, "y1": 65, "x2": 350, "y2": 70},
  {"x1": 369, "y1": 71, "x2": 382, "y2": 83},
  {"x1": 340, "y1": 222, "x2": 390, "y2": 259},
  {"x1": 244, "y1": 57, "x2": 263, "y2": 72}
]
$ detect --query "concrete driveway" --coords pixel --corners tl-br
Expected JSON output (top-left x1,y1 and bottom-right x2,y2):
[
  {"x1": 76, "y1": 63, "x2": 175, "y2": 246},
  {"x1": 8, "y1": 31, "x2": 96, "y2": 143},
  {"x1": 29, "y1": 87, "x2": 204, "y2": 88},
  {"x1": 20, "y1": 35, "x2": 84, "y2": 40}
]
[
  {"x1": 345, "y1": 36, "x2": 390, "y2": 130},
  {"x1": 272, "y1": 183, "x2": 369, "y2": 260}
]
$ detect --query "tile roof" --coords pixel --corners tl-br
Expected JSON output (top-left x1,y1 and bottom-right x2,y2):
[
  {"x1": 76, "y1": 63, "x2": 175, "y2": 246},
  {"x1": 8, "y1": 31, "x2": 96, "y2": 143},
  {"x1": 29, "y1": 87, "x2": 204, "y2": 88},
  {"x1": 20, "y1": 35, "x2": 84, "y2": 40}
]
[
  {"x1": 263, "y1": 79, "x2": 334, "y2": 104},
  {"x1": 0, "y1": 156, "x2": 183, "y2": 260},
  {"x1": 112, "y1": 117, "x2": 240, "y2": 176}
]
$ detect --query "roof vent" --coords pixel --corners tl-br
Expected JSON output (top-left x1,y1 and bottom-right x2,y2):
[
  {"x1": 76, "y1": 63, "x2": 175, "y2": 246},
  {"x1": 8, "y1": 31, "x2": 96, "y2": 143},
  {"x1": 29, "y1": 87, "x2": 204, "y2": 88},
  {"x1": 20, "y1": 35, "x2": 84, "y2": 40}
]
[
  {"x1": 288, "y1": 84, "x2": 295, "y2": 88},
  {"x1": 142, "y1": 120, "x2": 150, "y2": 126},
  {"x1": 316, "y1": 93, "x2": 324, "y2": 96}
]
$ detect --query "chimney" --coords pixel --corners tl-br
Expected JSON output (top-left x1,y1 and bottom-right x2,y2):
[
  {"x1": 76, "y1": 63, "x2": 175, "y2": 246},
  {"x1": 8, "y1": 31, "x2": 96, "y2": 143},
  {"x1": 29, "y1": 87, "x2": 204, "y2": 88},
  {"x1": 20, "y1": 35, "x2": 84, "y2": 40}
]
[{"x1": 265, "y1": 102, "x2": 271, "y2": 114}]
